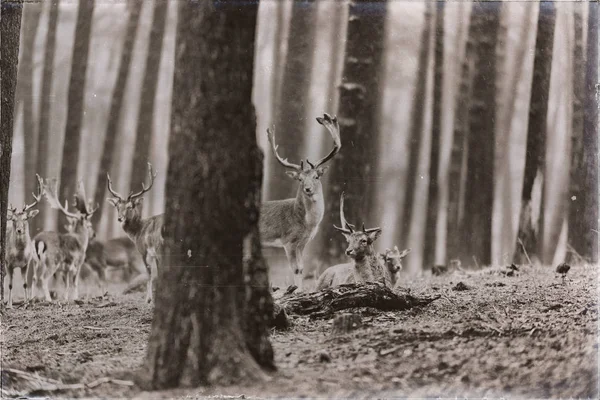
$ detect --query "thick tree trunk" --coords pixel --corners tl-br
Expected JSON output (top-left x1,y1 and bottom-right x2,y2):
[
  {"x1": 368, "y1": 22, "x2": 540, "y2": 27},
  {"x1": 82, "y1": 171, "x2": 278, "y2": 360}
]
[
  {"x1": 514, "y1": 2, "x2": 555, "y2": 265},
  {"x1": 129, "y1": 0, "x2": 168, "y2": 206},
  {"x1": 141, "y1": 0, "x2": 273, "y2": 389},
  {"x1": 399, "y1": 4, "x2": 432, "y2": 247},
  {"x1": 581, "y1": 2, "x2": 599, "y2": 263},
  {"x1": 316, "y1": 0, "x2": 387, "y2": 268},
  {"x1": 266, "y1": 0, "x2": 317, "y2": 201},
  {"x1": 92, "y1": 0, "x2": 143, "y2": 226},
  {"x1": 58, "y1": 0, "x2": 95, "y2": 230},
  {"x1": 15, "y1": 3, "x2": 42, "y2": 207},
  {"x1": 1, "y1": 0, "x2": 24, "y2": 302},
  {"x1": 462, "y1": 1, "x2": 500, "y2": 267},
  {"x1": 423, "y1": 2, "x2": 444, "y2": 267},
  {"x1": 32, "y1": 0, "x2": 59, "y2": 235}
]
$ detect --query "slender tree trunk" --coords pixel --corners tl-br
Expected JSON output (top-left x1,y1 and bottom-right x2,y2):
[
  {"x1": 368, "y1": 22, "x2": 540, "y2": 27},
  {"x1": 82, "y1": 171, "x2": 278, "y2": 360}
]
[
  {"x1": 423, "y1": 1, "x2": 444, "y2": 267},
  {"x1": 316, "y1": 0, "x2": 388, "y2": 268},
  {"x1": 129, "y1": 0, "x2": 168, "y2": 203},
  {"x1": 1, "y1": 0, "x2": 24, "y2": 302},
  {"x1": 15, "y1": 3, "x2": 42, "y2": 207},
  {"x1": 266, "y1": 0, "x2": 318, "y2": 201},
  {"x1": 581, "y1": 2, "x2": 599, "y2": 262},
  {"x1": 140, "y1": 0, "x2": 273, "y2": 388},
  {"x1": 92, "y1": 0, "x2": 143, "y2": 226},
  {"x1": 58, "y1": 0, "x2": 95, "y2": 230},
  {"x1": 514, "y1": 2, "x2": 555, "y2": 265},
  {"x1": 462, "y1": 1, "x2": 500, "y2": 267},
  {"x1": 269, "y1": 0, "x2": 285, "y2": 124},
  {"x1": 399, "y1": 3, "x2": 432, "y2": 247},
  {"x1": 32, "y1": 0, "x2": 59, "y2": 235}
]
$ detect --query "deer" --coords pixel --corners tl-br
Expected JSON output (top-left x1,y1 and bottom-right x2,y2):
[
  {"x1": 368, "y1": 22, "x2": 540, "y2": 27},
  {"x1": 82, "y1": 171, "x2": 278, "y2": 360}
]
[
  {"x1": 4, "y1": 184, "x2": 42, "y2": 308},
  {"x1": 30, "y1": 176, "x2": 98, "y2": 302},
  {"x1": 260, "y1": 113, "x2": 341, "y2": 291},
  {"x1": 107, "y1": 163, "x2": 163, "y2": 303},
  {"x1": 381, "y1": 246, "x2": 411, "y2": 288},
  {"x1": 315, "y1": 192, "x2": 390, "y2": 290}
]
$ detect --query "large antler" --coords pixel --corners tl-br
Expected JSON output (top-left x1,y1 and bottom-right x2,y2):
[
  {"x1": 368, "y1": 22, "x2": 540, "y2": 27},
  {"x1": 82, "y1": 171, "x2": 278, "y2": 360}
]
[
  {"x1": 313, "y1": 113, "x2": 341, "y2": 168},
  {"x1": 107, "y1": 173, "x2": 125, "y2": 201},
  {"x1": 37, "y1": 175, "x2": 80, "y2": 219},
  {"x1": 21, "y1": 178, "x2": 43, "y2": 213},
  {"x1": 128, "y1": 163, "x2": 157, "y2": 201},
  {"x1": 73, "y1": 181, "x2": 99, "y2": 216},
  {"x1": 333, "y1": 192, "x2": 355, "y2": 234},
  {"x1": 267, "y1": 126, "x2": 302, "y2": 171}
]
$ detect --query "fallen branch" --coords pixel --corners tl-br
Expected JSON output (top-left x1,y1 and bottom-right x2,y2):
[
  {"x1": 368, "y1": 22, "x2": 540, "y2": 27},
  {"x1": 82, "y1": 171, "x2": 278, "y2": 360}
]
[{"x1": 277, "y1": 282, "x2": 440, "y2": 319}]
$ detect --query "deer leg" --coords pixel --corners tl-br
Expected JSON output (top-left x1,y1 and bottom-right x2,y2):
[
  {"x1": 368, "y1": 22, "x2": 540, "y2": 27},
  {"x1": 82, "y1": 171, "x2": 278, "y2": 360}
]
[
  {"x1": 7, "y1": 267, "x2": 14, "y2": 308},
  {"x1": 63, "y1": 269, "x2": 72, "y2": 301},
  {"x1": 283, "y1": 244, "x2": 302, "y2": 291},
  {"x1": 42, "y1": 276, "x2": 52, "y2": 302},
  {"x1": 20, "y1": 267, "x2": 28, "y2": 302},
  {"x1": 143, "y1": 254, "x2": 154, "y2": 304},
  {"x1": 72, "y1": 267, "x2": 81, "y2": 301}
]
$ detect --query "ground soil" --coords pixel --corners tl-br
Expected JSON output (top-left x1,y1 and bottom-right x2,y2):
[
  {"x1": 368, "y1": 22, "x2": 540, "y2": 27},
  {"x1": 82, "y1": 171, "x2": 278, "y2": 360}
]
[{"x1": 1, "y1": 262, "x2": 597, "y2": 399}]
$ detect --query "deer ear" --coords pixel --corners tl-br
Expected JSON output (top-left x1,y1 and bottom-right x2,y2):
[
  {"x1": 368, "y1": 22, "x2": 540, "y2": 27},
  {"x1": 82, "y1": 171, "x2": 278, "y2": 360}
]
[
  {"x1": 316, "y1": 166, "x2": 329, "y2": 177},
  {"x1": 286, "y1": 171, "x2": 300, "y2": 180},
  {"x1": 107, "y1": 198, "x2": 118, "y2": 207},
  {"x1": 367, "y1": 229, "x2": 382, "y2": 243},
  {"x1": 27, "y1": 210, "x2": 39, "y2": 219}
]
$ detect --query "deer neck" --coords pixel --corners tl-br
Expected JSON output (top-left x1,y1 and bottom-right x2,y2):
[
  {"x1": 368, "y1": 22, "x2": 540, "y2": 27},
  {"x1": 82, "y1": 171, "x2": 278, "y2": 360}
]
[
  {"x1": 71, "y1": 222, "x2": 90, "y2": 250},
  {"x1": 295, "y1": 186, "x2": 324, "y2": 229},
  {"x1": 353, "y1": 252, "x2": 379, "y2": 282},
  {"x1": 122, "y1": 216, "x2": 144, "y2": 241}
]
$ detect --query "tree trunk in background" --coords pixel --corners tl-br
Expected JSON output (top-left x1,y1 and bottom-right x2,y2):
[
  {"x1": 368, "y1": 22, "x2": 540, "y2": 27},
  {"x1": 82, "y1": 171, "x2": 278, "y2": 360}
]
[
  {"x1": 92, "y1": 0, "x2": 143, "y2": 226},
  {"x1": 15, "y1": 3, "x2": 42, "y2": 208},
  {"x1": 462, "y1": 1, "x2": 500, "y2": 267},
  {"x1": 399, "y1": 3, "x2": 432, "y2": 248},
  {"x1": 514, "y1": 2, "x2": 555, "y2": 265},
  {"x1": 266, "y1": 0, "x2": 317, "y2": 201},
  {"x1": 581, "y1": 2, "x2": 599, "y2": 263},
  {"x1": 58, "y1": 0, "x2": 95, "y2": 230},
  {"x1": 1, "y1": 0, "x2": 24, "y2": 302},
  {"x1": 32, "y1": 0, "x2": 59, "y2": 235},
  {"x1": 423, "y1": 1, "x2": 444, "y2": 267},
  {"x1": 566, "y1": 3, "x2": 586, "y2": 262},
  {"x1": 141, "y1": 0, "x2": 273, "y2": 388},
  {"x1": 269, "y1": 0, "x2": 285, "y2": 124},
  {"x1": 316, "y1": 0, "x2": 387, "y2": 268},
  {"x1": 129, "y1": 0, "x2": 168, "y2": 205}
]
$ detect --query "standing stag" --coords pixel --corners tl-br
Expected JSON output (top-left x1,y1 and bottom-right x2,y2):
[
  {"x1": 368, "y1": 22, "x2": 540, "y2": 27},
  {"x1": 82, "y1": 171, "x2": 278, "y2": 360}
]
[
  {"x1": 260, "y1": 113, "x2": 341, "y2": 291},
  {"x1": 31, "y1": 176, "x2": 97, "y2": 302},
  {"x1": 4, "y1": 184, "x2": 42, "y2": 307},
  {"x1": 107, "y1": 163, "x2": 163, "y2": 303}
]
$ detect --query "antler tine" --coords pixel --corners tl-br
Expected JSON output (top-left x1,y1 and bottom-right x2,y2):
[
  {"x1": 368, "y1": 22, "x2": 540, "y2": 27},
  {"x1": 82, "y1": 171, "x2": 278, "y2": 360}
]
[
  {"x1": 129, "y1": 162, "x2": 157, "y2": 200},
  {"x1": 314, "y1": 113, "x2": 341, "y2": 168},
  {"x1": 107, "y1": 173, "x2": 124, "y2": 201},
  {"x1": 40, "y1": 177, "x2": 80, "y2": 219},
  {"x1": 267, "y1": 126, "x2": 301, "y2": 170},
  {"x1": 364, "y1": 227, "x2": 382, "y2": 234},
  {"x1": 333, "y1": 192, "x2": 354, "y2": 234},
  {"x1": 22, "y1": 177, "x2": 43, "y2": 213}
]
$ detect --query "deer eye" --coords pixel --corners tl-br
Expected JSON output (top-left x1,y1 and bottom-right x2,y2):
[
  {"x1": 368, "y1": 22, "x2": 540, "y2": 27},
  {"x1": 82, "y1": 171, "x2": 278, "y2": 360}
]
[{"x1": 361, "y1": 239, "x2": 367, "y2": 245}]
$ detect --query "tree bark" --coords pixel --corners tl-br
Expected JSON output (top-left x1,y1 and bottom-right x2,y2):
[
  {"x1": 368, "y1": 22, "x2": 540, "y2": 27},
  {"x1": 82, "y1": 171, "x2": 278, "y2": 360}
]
[
  {"x1": 269, "y1": 0, "x2": 285, "y2": 125},
  {"x1": 129, "y1": 0, "x2": 168, "y2": 207},
  {"x1": 399, "y1": 3, "x2": 432, "y2": 247},
  {"x1": 581, "y1": 2, "x2": 599, "y2": 263},
  {"x1": 266, "y1": 0, "x2": 318, "y2": 201},
  {"x1": 141, "y1": 0, "x2": 273, "y2": 389},
  {"x1": 58, "y1": 0, "x2": 95, "y2": 230},
  {"x1": 32, "y1": 0, "x2": 59, "y2": 235},
  {"x1": 316, "y1": 0, "x2": 388, "y2": 269},
  {"x1": 15, "y1": 3, "x2": 42, "y2": 209},
  {"x1": 1, "y1": 0, "x2": 24, "y2": 302},
  {"x1": 92, "y1": 0, "x2": 143, "y2": 226},
  {"x1": 462, "y1": 1, "x2": 500, "y2": 267},
  {"x1": 423, "y1": 1, "x2": 444, "y2": 267},
  {"x1": 514, "y1": 2, "x2": 555, "y2": 265}
]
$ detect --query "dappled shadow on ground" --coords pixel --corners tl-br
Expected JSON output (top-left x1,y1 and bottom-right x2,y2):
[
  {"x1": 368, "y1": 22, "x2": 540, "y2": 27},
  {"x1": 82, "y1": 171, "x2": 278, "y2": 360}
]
[{"x1": 1, "y1": 264, "x2": 597, "y2": 398}]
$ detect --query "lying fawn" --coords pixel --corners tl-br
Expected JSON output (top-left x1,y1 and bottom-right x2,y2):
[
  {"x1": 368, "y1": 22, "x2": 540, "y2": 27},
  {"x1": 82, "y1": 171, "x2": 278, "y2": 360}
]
[
  {"x1": 315, "y1": 192, "x2": 388, "y2": 290},
  {"x1": 31, "y1": 177, "x2": 97, "y2": 302},
  {"x1": 4, "y1": 185, "x2": 42, "y2": 307},
  {"x1": 260, "y1": 113, "x2": 341, "y2": 291},
  {"x1": 107, "y1": 163, "x2": 163, "y2": 303}
]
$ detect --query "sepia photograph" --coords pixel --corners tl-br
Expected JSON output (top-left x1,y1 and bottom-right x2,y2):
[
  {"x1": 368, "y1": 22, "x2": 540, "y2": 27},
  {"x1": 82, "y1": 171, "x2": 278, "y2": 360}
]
[{"x1": 0, "y1": 0, "x2": 598, "y2": 398}]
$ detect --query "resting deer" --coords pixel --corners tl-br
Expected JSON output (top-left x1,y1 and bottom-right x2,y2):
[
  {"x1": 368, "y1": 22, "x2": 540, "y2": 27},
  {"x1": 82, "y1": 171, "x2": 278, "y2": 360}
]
[
  {"x1": 315, "y1": 192, "x2": 389, "y2": 290},
  {"x1": 260, "y1": 113, "x2": 341, "y2": 291},
  {"x1": 381, "y1": 246, "x2": 411, "y2": 288},
  {"x1": 4, "y1": 185, "x2": 42, "y2": 307},
  {"x1": 107, "y1": 163, "x2": 163, "y2": 303},
  {"x1": 31, "y1": 176, "x2": 97, "y2": 302}
]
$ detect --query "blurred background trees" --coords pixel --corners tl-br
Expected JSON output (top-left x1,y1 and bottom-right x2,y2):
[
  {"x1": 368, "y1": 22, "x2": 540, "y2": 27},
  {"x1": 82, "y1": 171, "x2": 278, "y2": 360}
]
[{"x1": 4, "y1": 0, "x2": 599, "y2": 292}]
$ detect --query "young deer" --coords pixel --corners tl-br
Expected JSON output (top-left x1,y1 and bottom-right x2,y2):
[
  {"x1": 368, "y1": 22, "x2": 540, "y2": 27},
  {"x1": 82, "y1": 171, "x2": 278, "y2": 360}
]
[
  {"x1": 260, "y1": 113, "x2": 341, "y2": 291},
  {"x1": 107, "y1": 163, "x2": 163, "y2": 303},
  {"x1": 31, "y1": 176, "x2": 97, "y2": 302},
  {"x1": 381, "y1": 246, "x2": 411, "y2": 288},
  {"x1": 315, "y1": 192, "x2": 388, "y2": 290},
  {"x1": 4, "y1": 185, "x2": 42, "y2": 307}
]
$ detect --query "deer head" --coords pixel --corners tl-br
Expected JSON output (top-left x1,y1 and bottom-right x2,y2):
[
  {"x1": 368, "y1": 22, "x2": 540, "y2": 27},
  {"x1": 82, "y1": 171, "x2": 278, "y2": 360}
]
[
  {"x1": 382, "y1": 246, "x2": 411, "y2": 274},
  {"x1": 268, "y1": 113, "x2": 341, "y2": 202},
  {"x1": 333, "y1": 192, "x2": 381, "y2": 260},
  {"x1": 107, "y1": 163, "x2": 157, "y2": 225},
  {"x1": 6, "y1": 181, "x2": 42, "y2": 237}
]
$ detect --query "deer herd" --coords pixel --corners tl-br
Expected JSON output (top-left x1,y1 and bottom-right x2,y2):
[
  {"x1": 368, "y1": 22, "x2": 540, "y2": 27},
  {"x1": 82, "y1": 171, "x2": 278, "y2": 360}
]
[{"x1": 3, "y1": 113, "x2": 411, "y2": 308}]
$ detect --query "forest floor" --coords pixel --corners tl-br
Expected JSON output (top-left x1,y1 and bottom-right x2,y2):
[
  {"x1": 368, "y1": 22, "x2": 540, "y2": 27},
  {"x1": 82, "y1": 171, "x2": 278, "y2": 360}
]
[{"x1": 1, "y1": 262, "x2": 597, "y2": 399}]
